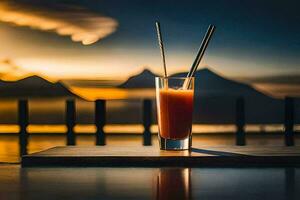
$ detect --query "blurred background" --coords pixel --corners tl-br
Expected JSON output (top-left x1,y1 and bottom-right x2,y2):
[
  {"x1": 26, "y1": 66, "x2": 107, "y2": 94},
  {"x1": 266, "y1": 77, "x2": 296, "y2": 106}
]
[{"x1": 0, "y1": 0, "x2": 299, "y2": 162}]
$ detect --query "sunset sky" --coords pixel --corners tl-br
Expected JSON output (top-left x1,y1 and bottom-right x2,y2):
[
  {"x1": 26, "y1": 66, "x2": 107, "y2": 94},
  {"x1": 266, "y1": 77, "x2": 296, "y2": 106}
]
[{"x1": 0, "y1": 0, "x2": 299, "y2": 96}]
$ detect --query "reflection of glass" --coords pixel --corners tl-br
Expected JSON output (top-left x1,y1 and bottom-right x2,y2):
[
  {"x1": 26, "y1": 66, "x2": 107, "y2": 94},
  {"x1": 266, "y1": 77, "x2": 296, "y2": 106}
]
[
  {"x1": 155, "y1": 77, "x2": 194, "y2": 150},
  {"x1": 156, "y1": 168, "x2": 191, "y2": 200}
]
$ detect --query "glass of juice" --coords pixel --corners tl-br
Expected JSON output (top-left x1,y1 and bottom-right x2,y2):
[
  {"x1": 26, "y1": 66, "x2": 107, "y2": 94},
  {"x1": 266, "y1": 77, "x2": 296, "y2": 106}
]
[{"x1": 155, "y1": 77, "x2": 194, "y2": 150}]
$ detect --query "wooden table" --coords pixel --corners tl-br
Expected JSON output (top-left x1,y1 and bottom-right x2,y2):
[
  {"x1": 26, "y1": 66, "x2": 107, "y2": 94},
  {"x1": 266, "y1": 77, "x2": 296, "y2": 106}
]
[{"x1": 22, "y1": 145, "x2": 300, "y2": 167}]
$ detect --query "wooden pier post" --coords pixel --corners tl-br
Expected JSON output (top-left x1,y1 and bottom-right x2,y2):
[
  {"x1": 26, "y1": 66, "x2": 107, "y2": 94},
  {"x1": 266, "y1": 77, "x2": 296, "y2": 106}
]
[
  {"x1": 66, "y1": 100, "x2": 76, "y2": 145},
  {"x1": 285, "y1": 97, "x2": 294, "y2": 146},
  {"x1": 143, "y1": 99, "x2": 152, "y2": 145},
  {"x1": 236, "y1": 97, "x2": 246, "y2": 146},
  {"x1": 18, "y1": 100, "x2": 29, "y2": 156},
  {"x1": 95, "y1": 100, "x2": 106, "y2": 145}
]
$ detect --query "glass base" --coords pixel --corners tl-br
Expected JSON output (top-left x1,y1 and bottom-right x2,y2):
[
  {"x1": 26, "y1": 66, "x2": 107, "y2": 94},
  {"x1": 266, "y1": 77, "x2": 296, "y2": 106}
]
[{"x1": 159, "y1": 135, "x2": 191, "y2": 150}]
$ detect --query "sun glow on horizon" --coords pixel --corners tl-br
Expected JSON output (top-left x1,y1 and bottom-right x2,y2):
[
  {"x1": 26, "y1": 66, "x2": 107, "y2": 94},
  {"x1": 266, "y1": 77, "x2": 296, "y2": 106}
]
[{"x1": 70, "y1": 87, "x2": 156, "y2": 101}]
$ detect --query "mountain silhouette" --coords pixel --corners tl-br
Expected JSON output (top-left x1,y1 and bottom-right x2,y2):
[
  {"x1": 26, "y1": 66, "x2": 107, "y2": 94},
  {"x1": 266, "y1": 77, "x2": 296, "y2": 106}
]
[
  {"x1": 118, "y1": 68, "x2": 287, "y2": 124},
  {"x1": 119, "y1": 67, "x2": 268, "y2": 97},
  {"x1": 0, "y1": 75, "x2": 78, "y2": 98},
  {"x1": 119, "y1": 69, "x2": 158, "y2": 88},
  {"x1": 171, "y1": 68, "x2": 267, "y2": 97}
]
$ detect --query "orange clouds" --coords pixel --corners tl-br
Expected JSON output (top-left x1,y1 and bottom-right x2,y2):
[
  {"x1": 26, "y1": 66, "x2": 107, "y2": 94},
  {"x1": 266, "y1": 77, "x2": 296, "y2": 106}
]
[
  {"x1": 0, "y1": 59, "x2": 30, "y2": 81},
  {"x1": 0, "y1": 1, "x2": 118, "y2": 45}
]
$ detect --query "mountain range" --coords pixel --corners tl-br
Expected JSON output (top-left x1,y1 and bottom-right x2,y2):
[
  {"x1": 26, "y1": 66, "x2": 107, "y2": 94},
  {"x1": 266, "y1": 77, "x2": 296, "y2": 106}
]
[
  {"x1": 0, "y1": 75, "x2": 77, "y2": 98},
  {"x1": 119, "y1": 68, "x2": 273, "y2": 98},
  {"x1": 119, "y1": 69, "x2": 158, "y2": 88}
]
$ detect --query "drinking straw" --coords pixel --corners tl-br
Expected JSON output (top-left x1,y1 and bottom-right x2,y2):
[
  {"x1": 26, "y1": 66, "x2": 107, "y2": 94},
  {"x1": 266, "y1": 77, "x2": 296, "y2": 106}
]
[
  {"x1": 183, "y1": 25, "x2": 216, "y2": 89},
  {"x1": 155, "y1": 21, "x2": 168, "y2": 78}
]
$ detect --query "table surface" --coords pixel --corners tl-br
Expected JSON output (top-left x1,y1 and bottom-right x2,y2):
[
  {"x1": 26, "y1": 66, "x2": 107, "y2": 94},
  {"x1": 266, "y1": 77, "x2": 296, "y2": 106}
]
[
  {"x1": 1, "y1": 164, "x2": 300, "y2": 200},
  {"x1": 22, "y1": 145, "x2": 300, "y2": 167}
]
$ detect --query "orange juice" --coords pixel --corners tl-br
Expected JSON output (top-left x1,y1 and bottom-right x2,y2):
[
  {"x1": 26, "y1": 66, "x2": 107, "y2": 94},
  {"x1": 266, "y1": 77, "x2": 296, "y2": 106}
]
[{"x1": 157, "y1": 89, "x2": 194, "y2": 139}]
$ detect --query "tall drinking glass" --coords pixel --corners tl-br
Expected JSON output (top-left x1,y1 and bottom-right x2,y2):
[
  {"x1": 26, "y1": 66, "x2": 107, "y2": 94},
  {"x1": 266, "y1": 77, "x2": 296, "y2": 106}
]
[{"x1": 155, "y1": 77, "x2": 194, "y2": 150}]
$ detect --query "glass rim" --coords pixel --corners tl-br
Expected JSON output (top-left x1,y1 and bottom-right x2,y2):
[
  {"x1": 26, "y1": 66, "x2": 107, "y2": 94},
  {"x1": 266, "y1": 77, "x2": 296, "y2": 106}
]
[{"x1": 155, "y1": 76, "x2": 195, "y2": 80}]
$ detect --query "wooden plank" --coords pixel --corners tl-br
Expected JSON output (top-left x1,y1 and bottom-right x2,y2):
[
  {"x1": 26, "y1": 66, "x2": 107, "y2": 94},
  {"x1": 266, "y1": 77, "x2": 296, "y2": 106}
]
[
  {"x1": 18, "y1": 100, "x2": 28, "y2": 156},
  {"x1": 143, "y1": 99, "x2": 152, "y2": 146},
  {"x1": 66, "y1": 100, "x2": 76, "y2": 145},
  {"x1": 22, "y1": 145, "x2": 300, "y2": 167},
  {"x1": 285, "y1": 97, "x2": 295, "y2": 146},
  {"x1": 235, "y1": 97, "x2": 245, "y2": 145},
  {"x1": 95, "y1": 100, "x2": 106, "y2": 145}
]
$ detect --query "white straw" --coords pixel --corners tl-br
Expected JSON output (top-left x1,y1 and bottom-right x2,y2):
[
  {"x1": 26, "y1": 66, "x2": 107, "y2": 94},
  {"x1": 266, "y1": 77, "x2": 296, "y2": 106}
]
[{"x1": 155, "y1": 21, "x2": 167, "y2": 77}]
